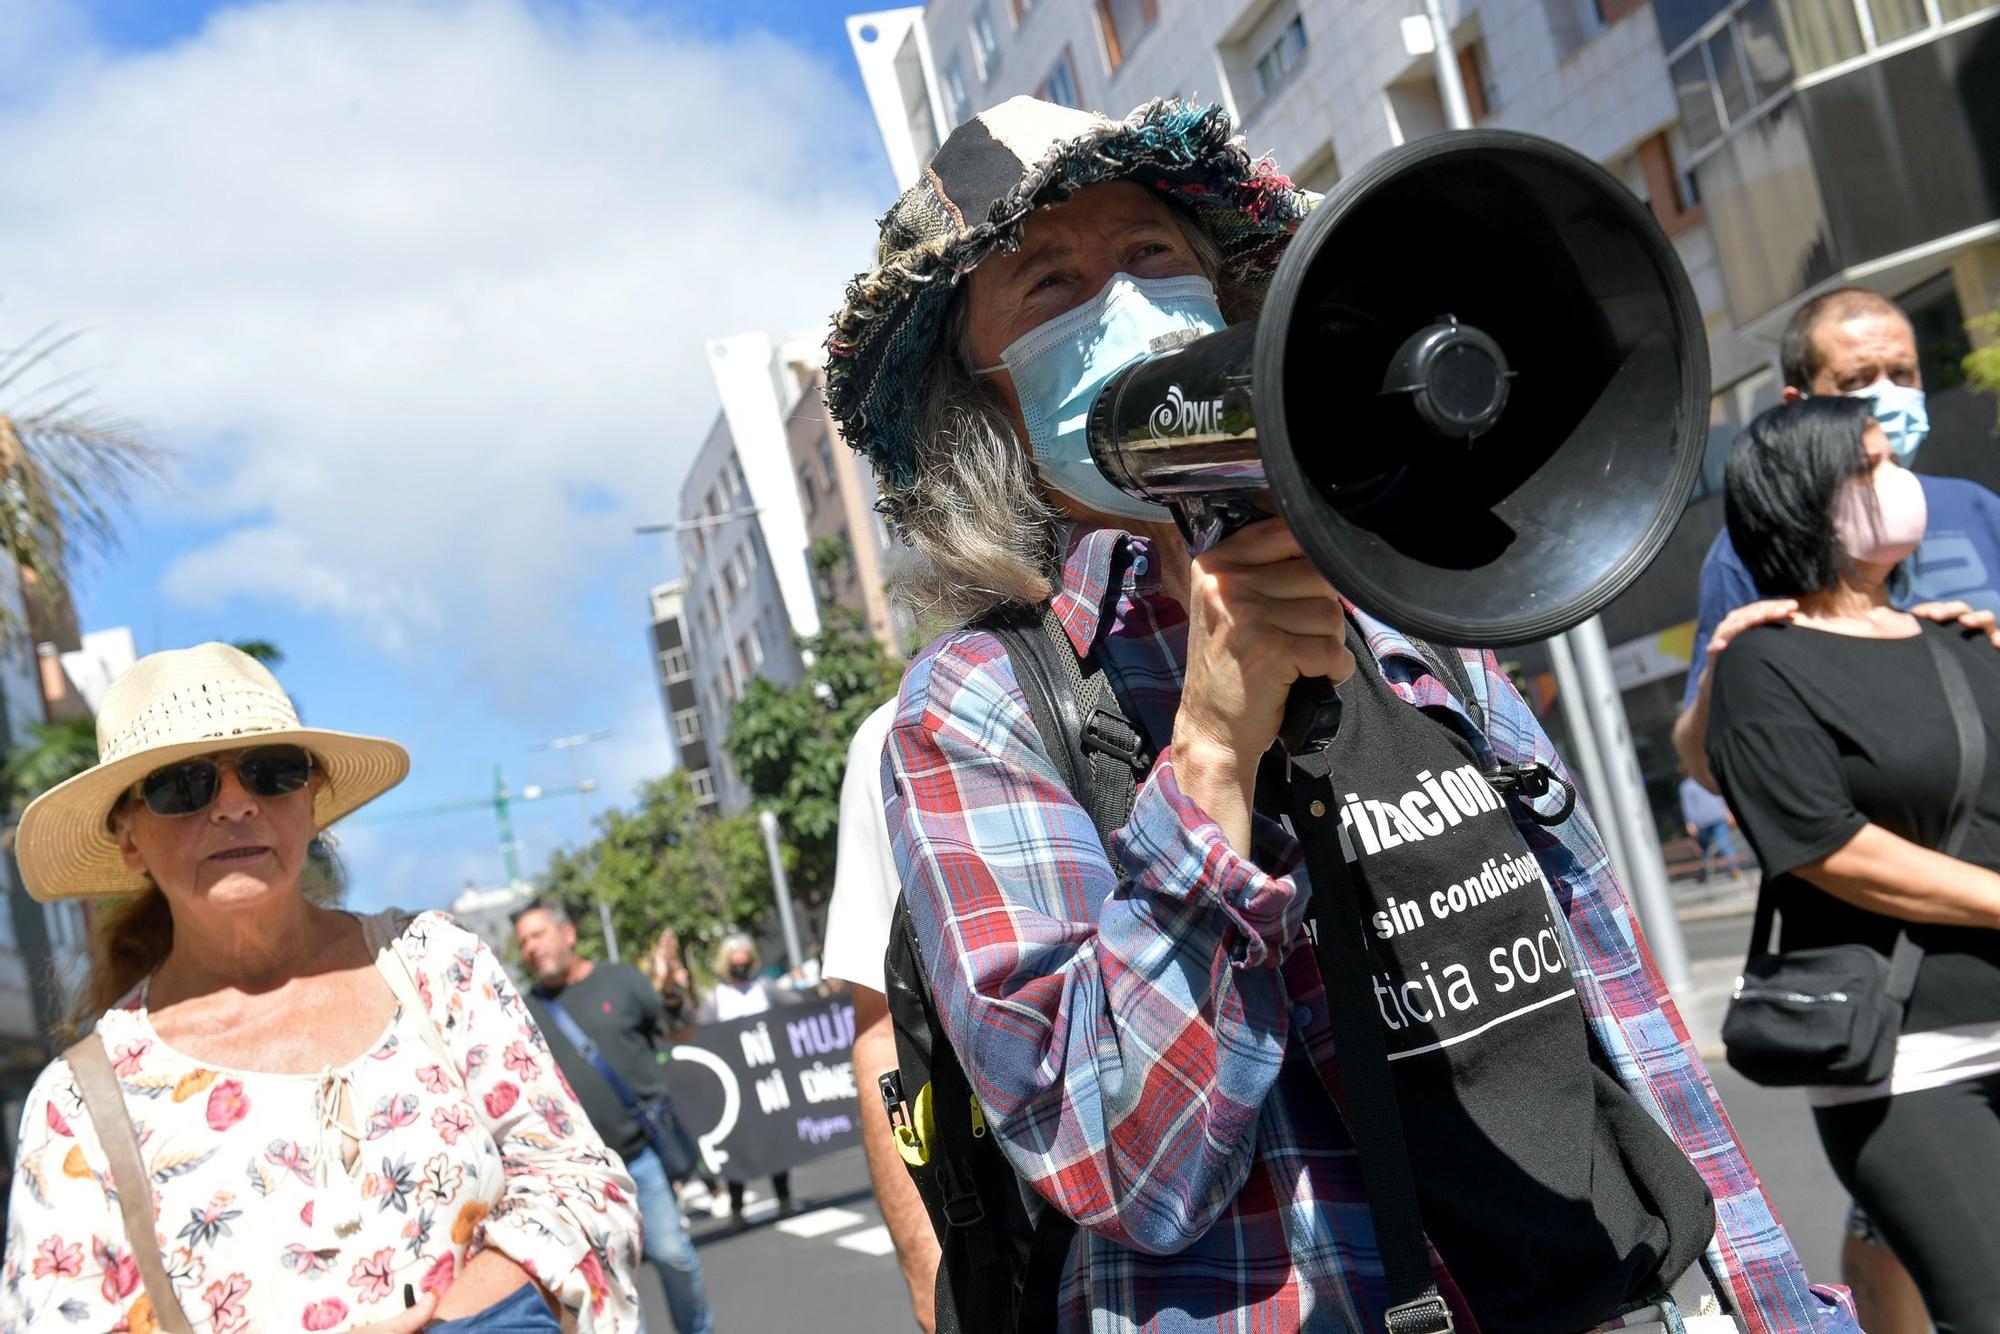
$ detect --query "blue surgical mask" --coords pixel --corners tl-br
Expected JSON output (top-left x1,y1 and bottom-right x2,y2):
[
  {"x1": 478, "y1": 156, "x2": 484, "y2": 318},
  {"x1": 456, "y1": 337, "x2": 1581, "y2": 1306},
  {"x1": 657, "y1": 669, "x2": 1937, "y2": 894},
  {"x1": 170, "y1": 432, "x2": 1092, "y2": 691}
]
[
  {"x1": 1853, "y1": 379, "x2": 1929, "y2": 463},
  {"x1": 977, "y1": 272, "x2": 1225, "y2": 523}
]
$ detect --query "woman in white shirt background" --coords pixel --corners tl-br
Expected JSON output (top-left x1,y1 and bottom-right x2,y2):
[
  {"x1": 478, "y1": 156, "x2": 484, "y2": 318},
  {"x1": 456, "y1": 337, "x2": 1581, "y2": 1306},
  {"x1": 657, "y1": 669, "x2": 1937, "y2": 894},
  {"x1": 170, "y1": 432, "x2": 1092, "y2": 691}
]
[{"x1": 695, "y1": 934, "x2": 794, "y2": 1230}]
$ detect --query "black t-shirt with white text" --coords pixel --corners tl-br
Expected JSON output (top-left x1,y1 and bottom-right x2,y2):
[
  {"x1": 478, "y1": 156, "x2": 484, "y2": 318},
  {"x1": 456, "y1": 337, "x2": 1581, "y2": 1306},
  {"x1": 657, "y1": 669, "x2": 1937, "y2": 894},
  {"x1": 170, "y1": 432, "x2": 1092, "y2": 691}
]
[
  {"x1": 527, "y1": 962, "x2": 672, "y2": 1165},
  {"x1": 1327, "y1": 634, "x2": 1713, "y2": 1333}
]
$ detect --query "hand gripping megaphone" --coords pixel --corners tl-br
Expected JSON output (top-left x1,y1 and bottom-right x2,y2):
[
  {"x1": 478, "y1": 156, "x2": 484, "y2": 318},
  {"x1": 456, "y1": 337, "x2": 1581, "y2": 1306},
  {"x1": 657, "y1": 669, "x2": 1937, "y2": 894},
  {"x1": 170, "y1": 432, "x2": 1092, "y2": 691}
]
[{"x1": 1085, "y1": 129, "x2": 1710, "y2": 650}]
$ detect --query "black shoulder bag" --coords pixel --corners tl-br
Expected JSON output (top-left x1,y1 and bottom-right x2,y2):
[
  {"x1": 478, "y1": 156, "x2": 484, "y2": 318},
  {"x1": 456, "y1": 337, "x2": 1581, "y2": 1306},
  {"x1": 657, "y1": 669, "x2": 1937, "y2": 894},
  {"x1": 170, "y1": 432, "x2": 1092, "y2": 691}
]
[{"x1": 1722, "y1": 631, "x2": 1986, "y2": 1087}]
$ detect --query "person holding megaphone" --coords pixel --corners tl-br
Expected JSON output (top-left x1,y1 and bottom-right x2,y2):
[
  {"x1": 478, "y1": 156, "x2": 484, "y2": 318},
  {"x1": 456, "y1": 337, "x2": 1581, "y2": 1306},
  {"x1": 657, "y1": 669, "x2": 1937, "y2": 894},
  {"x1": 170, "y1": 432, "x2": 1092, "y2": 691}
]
[{"x1": 825, "y1": 97, "x2": 1857, "y2": 1334}]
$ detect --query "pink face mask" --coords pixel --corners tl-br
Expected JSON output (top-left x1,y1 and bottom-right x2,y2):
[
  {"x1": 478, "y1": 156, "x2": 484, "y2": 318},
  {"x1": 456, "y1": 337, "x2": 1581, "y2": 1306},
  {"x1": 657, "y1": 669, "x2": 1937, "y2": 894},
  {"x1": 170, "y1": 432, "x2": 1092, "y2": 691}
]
[{"x1": 1832, "y1": 465, "x2": 1927, "y2": 566}]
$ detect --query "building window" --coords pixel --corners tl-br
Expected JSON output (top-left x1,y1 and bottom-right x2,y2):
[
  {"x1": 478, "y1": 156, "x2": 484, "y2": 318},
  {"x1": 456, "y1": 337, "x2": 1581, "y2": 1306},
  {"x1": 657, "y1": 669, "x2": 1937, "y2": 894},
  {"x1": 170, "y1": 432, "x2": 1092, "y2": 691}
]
[
  {"x1": 1097, "y1": 0, "x2": 1157, "y2": 71},
  {"x1": 673, "y1": 708, "x2": 703, "y2": 745},
  {"x1": 1253, "y1": 15, "x2": 1309, "y2": 98},
  {"x1": 689, "y1": 768, "x2": 717, "y2": 802},
  {"x1": 1671, "y1": 47, "x2": 1725, "y2": 151},
  {"x1": 703, "y1": 588, "x2": 720, "y2": 632},
  {"x1": 942, "y1": 54, "x2": 972, "y2": 125},
  {"x1": 1545, "y1": 0, "x2": 1607, "y2": 57},
  {"x1": 1457, "y1": 42, "x2": 1495, "y2": 120},
  {"x1": 1039, "y1": 48, "x2": 1080, "y2": 106},
  {"x1": 1708, "y1": 23, "x2": 1754, "y2": 121},
  {"x1": 1766, "y1": 0, "x2": 1862, "y2": 77},
  {"x1": 1009, "y1": 0, "x2": 1037, "y2": 22},
  {"x1": 817, "y1": 433, "x2": 836, "y2": 486},
  {"x1": 1635, "y1": 130, "x2": 1703, "y2": 235},
  {"x1": 798, "y1": 464, "x2": 818, "y2": 516},
  {"x1": 737, "y1": 631, "x2": 763, "y2": 677},
  {"x1": 660, "y1": 645, "x2": 690, "y2": 681},
  {"x1": 971, "y1": 4, "x2": 1000, "y2": 80},
  {"x1": 1864, "y1": 0, "x2": 1929, "y2": 42},
  {"x1": 1735, "y1": 0, "x2": 1794, "y2": 103}
]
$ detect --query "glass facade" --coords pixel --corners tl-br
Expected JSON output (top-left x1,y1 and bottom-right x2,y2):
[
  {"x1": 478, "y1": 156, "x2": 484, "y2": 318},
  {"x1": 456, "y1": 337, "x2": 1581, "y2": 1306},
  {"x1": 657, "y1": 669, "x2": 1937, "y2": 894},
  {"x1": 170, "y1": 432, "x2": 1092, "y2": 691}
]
[
  {"x1": 1773, "y1": 0, "x2": 1865, "y2": 74},
  {"x1": 1667, "y1": 4, "x2": 2000, "y2": 323}
]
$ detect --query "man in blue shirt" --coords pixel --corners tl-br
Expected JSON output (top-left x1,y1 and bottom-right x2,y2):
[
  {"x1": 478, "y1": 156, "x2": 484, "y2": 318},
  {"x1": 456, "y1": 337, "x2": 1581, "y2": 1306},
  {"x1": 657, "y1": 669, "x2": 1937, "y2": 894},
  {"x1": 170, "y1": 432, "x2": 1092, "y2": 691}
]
[
  {"x1": 1670, "y1": 286, "x2": 2000, "y2": 1334},
  {"x1": 1673, "y1": 288, "x2": 2000, "y2": 793}
]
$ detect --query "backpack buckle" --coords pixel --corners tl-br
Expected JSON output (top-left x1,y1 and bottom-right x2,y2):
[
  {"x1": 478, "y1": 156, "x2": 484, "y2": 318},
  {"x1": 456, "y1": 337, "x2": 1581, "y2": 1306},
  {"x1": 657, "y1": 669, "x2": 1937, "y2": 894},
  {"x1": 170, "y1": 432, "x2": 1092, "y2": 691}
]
[
  {"x1": 1083, "y1": 707, "x2": 1147, "y2": 771},
  {"x1": 1383, "y1": 1294, "x2": 1454, "y2": 1334},
  {"x1": 1483, "y1": 761, "x2": 1576, "y2": 827}
]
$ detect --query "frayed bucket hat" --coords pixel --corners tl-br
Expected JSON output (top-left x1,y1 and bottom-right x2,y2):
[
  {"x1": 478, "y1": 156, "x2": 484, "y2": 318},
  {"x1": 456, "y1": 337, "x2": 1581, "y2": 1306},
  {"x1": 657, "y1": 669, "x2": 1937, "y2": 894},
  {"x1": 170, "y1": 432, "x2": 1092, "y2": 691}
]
[
  {"x1": 17, "y1": 642, "x2": 409, "y2": 901},
  {"x1": 823, "y1": 96, "x2": 1312, "y2": 491}
]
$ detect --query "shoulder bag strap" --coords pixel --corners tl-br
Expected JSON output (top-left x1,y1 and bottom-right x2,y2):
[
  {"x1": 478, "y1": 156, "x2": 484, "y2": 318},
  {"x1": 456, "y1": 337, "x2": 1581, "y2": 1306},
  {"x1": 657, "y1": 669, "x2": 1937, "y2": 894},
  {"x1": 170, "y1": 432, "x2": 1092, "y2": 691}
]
[
  {"x1": 1886, "y1": 631, "x2": 1992, "y2": 1001},
  {"x1": 1289, "y1": 750, "x2": 1449, "y2": 1331},
  {"x1": 64, "y1": 1035, "x2": 196, "y2": 1334},
  {"x1": 364, "y1": 911, "x2": 459, "y2": 1082},
  {"x1": 542, "y1": 996, "x2": 646, "y2": 1115}
]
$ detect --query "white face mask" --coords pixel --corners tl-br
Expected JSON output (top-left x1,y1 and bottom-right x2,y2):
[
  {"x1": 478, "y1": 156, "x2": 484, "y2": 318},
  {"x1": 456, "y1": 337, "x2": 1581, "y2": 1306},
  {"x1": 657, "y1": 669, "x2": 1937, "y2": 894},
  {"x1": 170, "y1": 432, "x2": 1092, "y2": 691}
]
[{"x1": 976, "y1": 272, "x2": 1225, "y2": 523}]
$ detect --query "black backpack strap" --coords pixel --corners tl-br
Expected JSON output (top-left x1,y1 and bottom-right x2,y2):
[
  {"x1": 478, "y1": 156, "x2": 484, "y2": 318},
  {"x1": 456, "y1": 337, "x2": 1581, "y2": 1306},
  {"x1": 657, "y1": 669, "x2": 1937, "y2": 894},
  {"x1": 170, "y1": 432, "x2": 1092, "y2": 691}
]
[
  {"x1": 1408, "y1": 637, "x2": 1484, "y2": 734},
  {"x1": 978, "y1": 604, "x2": 1150, "y2": 855}
]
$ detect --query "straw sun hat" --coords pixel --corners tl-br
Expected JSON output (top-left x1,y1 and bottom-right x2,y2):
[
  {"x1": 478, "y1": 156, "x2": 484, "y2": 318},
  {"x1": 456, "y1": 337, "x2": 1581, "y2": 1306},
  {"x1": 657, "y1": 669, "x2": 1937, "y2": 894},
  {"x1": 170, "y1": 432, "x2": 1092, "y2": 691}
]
[{"x1": 16, "y1": 642, "x2": 409, "y2": 902}]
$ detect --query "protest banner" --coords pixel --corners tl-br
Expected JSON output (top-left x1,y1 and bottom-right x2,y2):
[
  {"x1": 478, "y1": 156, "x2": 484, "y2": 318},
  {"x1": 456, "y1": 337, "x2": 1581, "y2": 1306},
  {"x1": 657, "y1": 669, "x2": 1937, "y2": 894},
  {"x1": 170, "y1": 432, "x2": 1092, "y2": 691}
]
[{"x1": 664, "y1": 995, "x2": 861, "y2": 1179}]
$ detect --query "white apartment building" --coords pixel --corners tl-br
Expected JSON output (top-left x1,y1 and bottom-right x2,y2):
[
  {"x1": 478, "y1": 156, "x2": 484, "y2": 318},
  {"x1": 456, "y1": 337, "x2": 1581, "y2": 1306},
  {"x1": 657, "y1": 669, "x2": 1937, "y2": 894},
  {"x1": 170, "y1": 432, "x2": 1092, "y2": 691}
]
[{"x1": 676, "y1": 409, "x2": 810, "y2": 816}]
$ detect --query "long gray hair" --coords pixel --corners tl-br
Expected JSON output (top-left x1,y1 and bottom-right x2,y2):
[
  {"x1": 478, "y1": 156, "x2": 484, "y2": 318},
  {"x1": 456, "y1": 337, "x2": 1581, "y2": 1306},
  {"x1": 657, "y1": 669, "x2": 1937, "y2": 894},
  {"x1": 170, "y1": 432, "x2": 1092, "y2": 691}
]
[{"x1": 883, "y1": 203, "x2": 1234, "y2": 633}]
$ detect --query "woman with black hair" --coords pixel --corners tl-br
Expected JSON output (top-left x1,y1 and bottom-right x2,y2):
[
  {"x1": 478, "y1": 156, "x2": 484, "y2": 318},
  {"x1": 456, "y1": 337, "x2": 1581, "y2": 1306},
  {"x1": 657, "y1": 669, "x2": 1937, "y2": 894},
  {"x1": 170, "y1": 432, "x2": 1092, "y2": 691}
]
[{"x1": 1707, "y1": 394, "x2": 2000, "y2": 1328}]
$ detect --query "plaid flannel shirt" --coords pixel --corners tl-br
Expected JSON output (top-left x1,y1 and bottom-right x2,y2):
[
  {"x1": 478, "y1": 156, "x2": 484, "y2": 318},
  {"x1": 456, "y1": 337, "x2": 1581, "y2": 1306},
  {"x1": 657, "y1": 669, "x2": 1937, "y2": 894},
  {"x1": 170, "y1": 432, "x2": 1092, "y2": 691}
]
[{"x1": 885, "y1": 525, "x2": 1858, "y2": 1334}]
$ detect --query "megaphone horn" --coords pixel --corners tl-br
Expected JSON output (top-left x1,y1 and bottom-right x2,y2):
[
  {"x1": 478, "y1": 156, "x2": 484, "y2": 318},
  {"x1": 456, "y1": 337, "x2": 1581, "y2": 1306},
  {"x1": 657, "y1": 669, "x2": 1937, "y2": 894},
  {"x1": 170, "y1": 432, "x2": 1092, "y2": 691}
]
[{"x1": 1086, "y1": 129, "x2": 1710, "y2": 650}]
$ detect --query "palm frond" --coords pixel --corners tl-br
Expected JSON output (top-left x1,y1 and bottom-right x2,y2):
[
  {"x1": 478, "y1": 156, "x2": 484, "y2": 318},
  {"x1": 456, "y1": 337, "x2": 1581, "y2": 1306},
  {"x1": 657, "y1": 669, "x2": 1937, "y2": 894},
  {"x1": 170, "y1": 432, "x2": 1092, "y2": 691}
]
[
  {"x1": 0, "y1": 323, "x2": 167, "y2": 610},
  {"x1": 3, "y1": 717, "x2": 99, "y2": 807}
]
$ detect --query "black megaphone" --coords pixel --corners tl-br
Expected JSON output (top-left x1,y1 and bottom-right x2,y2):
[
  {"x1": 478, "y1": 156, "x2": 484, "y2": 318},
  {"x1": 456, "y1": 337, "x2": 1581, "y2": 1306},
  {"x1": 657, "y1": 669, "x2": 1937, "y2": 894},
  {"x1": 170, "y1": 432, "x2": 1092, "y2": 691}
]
[{"x1": 1085, "y1": 129, "x2": 1710, "y2": 650}]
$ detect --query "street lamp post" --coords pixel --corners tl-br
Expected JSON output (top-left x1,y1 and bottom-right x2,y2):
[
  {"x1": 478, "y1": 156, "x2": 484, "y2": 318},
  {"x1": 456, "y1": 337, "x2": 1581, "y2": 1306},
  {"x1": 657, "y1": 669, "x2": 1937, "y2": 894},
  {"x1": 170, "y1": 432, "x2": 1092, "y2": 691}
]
[{"x1": 757, "y1": 809, "x2": 806, "y2": 975}]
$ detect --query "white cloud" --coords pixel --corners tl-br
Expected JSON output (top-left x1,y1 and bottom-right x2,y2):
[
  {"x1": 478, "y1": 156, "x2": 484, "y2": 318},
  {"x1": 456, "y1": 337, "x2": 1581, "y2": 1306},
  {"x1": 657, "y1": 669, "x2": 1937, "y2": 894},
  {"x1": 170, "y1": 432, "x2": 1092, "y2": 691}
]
[{"x1": 0, "y1": 0, "x2": 885, "y2": 703}]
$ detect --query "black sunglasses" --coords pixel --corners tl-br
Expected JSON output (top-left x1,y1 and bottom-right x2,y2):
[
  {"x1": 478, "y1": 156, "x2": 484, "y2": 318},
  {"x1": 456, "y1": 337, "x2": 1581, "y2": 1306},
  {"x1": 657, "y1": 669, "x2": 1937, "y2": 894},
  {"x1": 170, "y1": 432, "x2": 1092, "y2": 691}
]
[{"x1": 130, "y1": 745, "x2": 315, "y2": 818}]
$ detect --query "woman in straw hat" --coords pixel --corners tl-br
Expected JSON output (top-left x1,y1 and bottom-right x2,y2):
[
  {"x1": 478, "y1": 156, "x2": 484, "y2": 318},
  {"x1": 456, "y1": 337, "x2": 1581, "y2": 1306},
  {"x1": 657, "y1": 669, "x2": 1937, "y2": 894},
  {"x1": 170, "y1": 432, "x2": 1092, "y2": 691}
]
[{"x1": 0, "y1": 644, "x2": 639, "y2": 1332}]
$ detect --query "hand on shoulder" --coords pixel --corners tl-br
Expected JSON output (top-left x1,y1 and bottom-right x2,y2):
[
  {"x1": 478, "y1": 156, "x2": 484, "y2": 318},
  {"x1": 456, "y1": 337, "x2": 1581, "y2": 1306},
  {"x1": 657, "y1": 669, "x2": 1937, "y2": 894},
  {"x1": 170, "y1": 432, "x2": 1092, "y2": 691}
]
[
  {"x1": 1910, "y1": 600, "x2": 2000, "y2": 649},
  {"x1": 1706, "y1": 598, "x2": 1799, "y2": 664}
]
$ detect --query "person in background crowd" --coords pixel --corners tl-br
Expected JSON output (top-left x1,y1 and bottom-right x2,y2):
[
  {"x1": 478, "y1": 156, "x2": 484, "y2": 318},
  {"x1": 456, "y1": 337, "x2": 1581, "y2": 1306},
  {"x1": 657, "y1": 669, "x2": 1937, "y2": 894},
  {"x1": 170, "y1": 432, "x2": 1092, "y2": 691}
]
[
  {"x1": 823, "y1": 93, "x2": 1853, "y2": 1333},
  {"x1": 515, "y1": 901, "x2": 715, "y2": 1334},
  {"x1": 696, "y1": 934, "x2": 794, "y2": 1229},
  {"x1": 1706, "y1": 396, "x2": 2000, "y2": 1331},
  {"x1": 650, "y1": 925, "x2": 699, "y2": 1038},
  {"x1": 822, "y1": 697, "x2": 941, "y2": 1333},
  {"x1": 0, "y1": 643, "x2": 640, "y2": 1332},
  {"x1": 1675, "y1": 287, "x2": 2000, "y2": 793},
  {"x1": 1671, "y1": 288, "x2": 2000, "y2": 1334},
  {"x1": 1678, "y1": 766, "x2": 1745, "y2": 883}
]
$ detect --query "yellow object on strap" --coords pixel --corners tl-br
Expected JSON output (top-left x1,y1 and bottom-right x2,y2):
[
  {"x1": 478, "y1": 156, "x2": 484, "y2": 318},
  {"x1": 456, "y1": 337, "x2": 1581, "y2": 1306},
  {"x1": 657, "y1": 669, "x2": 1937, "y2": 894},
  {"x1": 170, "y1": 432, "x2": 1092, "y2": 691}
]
[{"x1": 893, "y1": 1079, "x2": 935, "y2": 1168}]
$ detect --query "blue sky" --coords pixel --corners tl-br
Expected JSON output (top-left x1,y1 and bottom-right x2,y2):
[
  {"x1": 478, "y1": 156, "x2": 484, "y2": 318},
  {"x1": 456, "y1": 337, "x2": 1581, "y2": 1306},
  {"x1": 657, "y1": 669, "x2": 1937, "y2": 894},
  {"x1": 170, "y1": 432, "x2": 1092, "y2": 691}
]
[{"x1": 3, "y1": 0, "x2": 895, "y2": 913}]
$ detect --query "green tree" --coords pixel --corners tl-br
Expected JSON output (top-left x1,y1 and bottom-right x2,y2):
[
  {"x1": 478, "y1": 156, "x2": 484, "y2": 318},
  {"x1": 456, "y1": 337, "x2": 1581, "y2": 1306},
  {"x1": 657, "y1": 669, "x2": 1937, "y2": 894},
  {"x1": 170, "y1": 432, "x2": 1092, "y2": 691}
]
[
  {"x1": 1968, "y1": 307, "x2": 2000, "y2": 430},
  {"x1": 539, "y1": 771, "x2": 772, "y2": 978},
  {"x1": 230, "y1": 639, "x2": 285, "y2": 665},
  {"x1": 0, "y1": 325, "x2": 163, "y2": 629},
  {"x1": 723, "y1": 605, "x2": 901, "y2": 914},
  {"x1": 2, "y1": 716, "x2": 97, "y2": 810}
]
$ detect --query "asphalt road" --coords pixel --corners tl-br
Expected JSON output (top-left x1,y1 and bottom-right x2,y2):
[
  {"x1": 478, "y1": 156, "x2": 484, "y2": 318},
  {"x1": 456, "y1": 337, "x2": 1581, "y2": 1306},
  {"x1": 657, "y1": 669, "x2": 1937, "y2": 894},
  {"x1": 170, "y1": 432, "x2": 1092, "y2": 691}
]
[
  {"x1": 640, "y1": 905, "x2": 1852, "y2": 1332},
  {"x1": 636, "y1": 1147, "x2": 918, "y2": 1334}
]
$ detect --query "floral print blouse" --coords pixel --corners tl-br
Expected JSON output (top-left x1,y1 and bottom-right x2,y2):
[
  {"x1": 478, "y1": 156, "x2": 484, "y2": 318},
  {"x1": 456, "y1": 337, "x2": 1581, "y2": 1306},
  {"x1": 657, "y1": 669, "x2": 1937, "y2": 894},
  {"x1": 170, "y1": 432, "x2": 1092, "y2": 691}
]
[{"x1": 0, "y1": 910, "x2": 640, "y2": 1332}]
